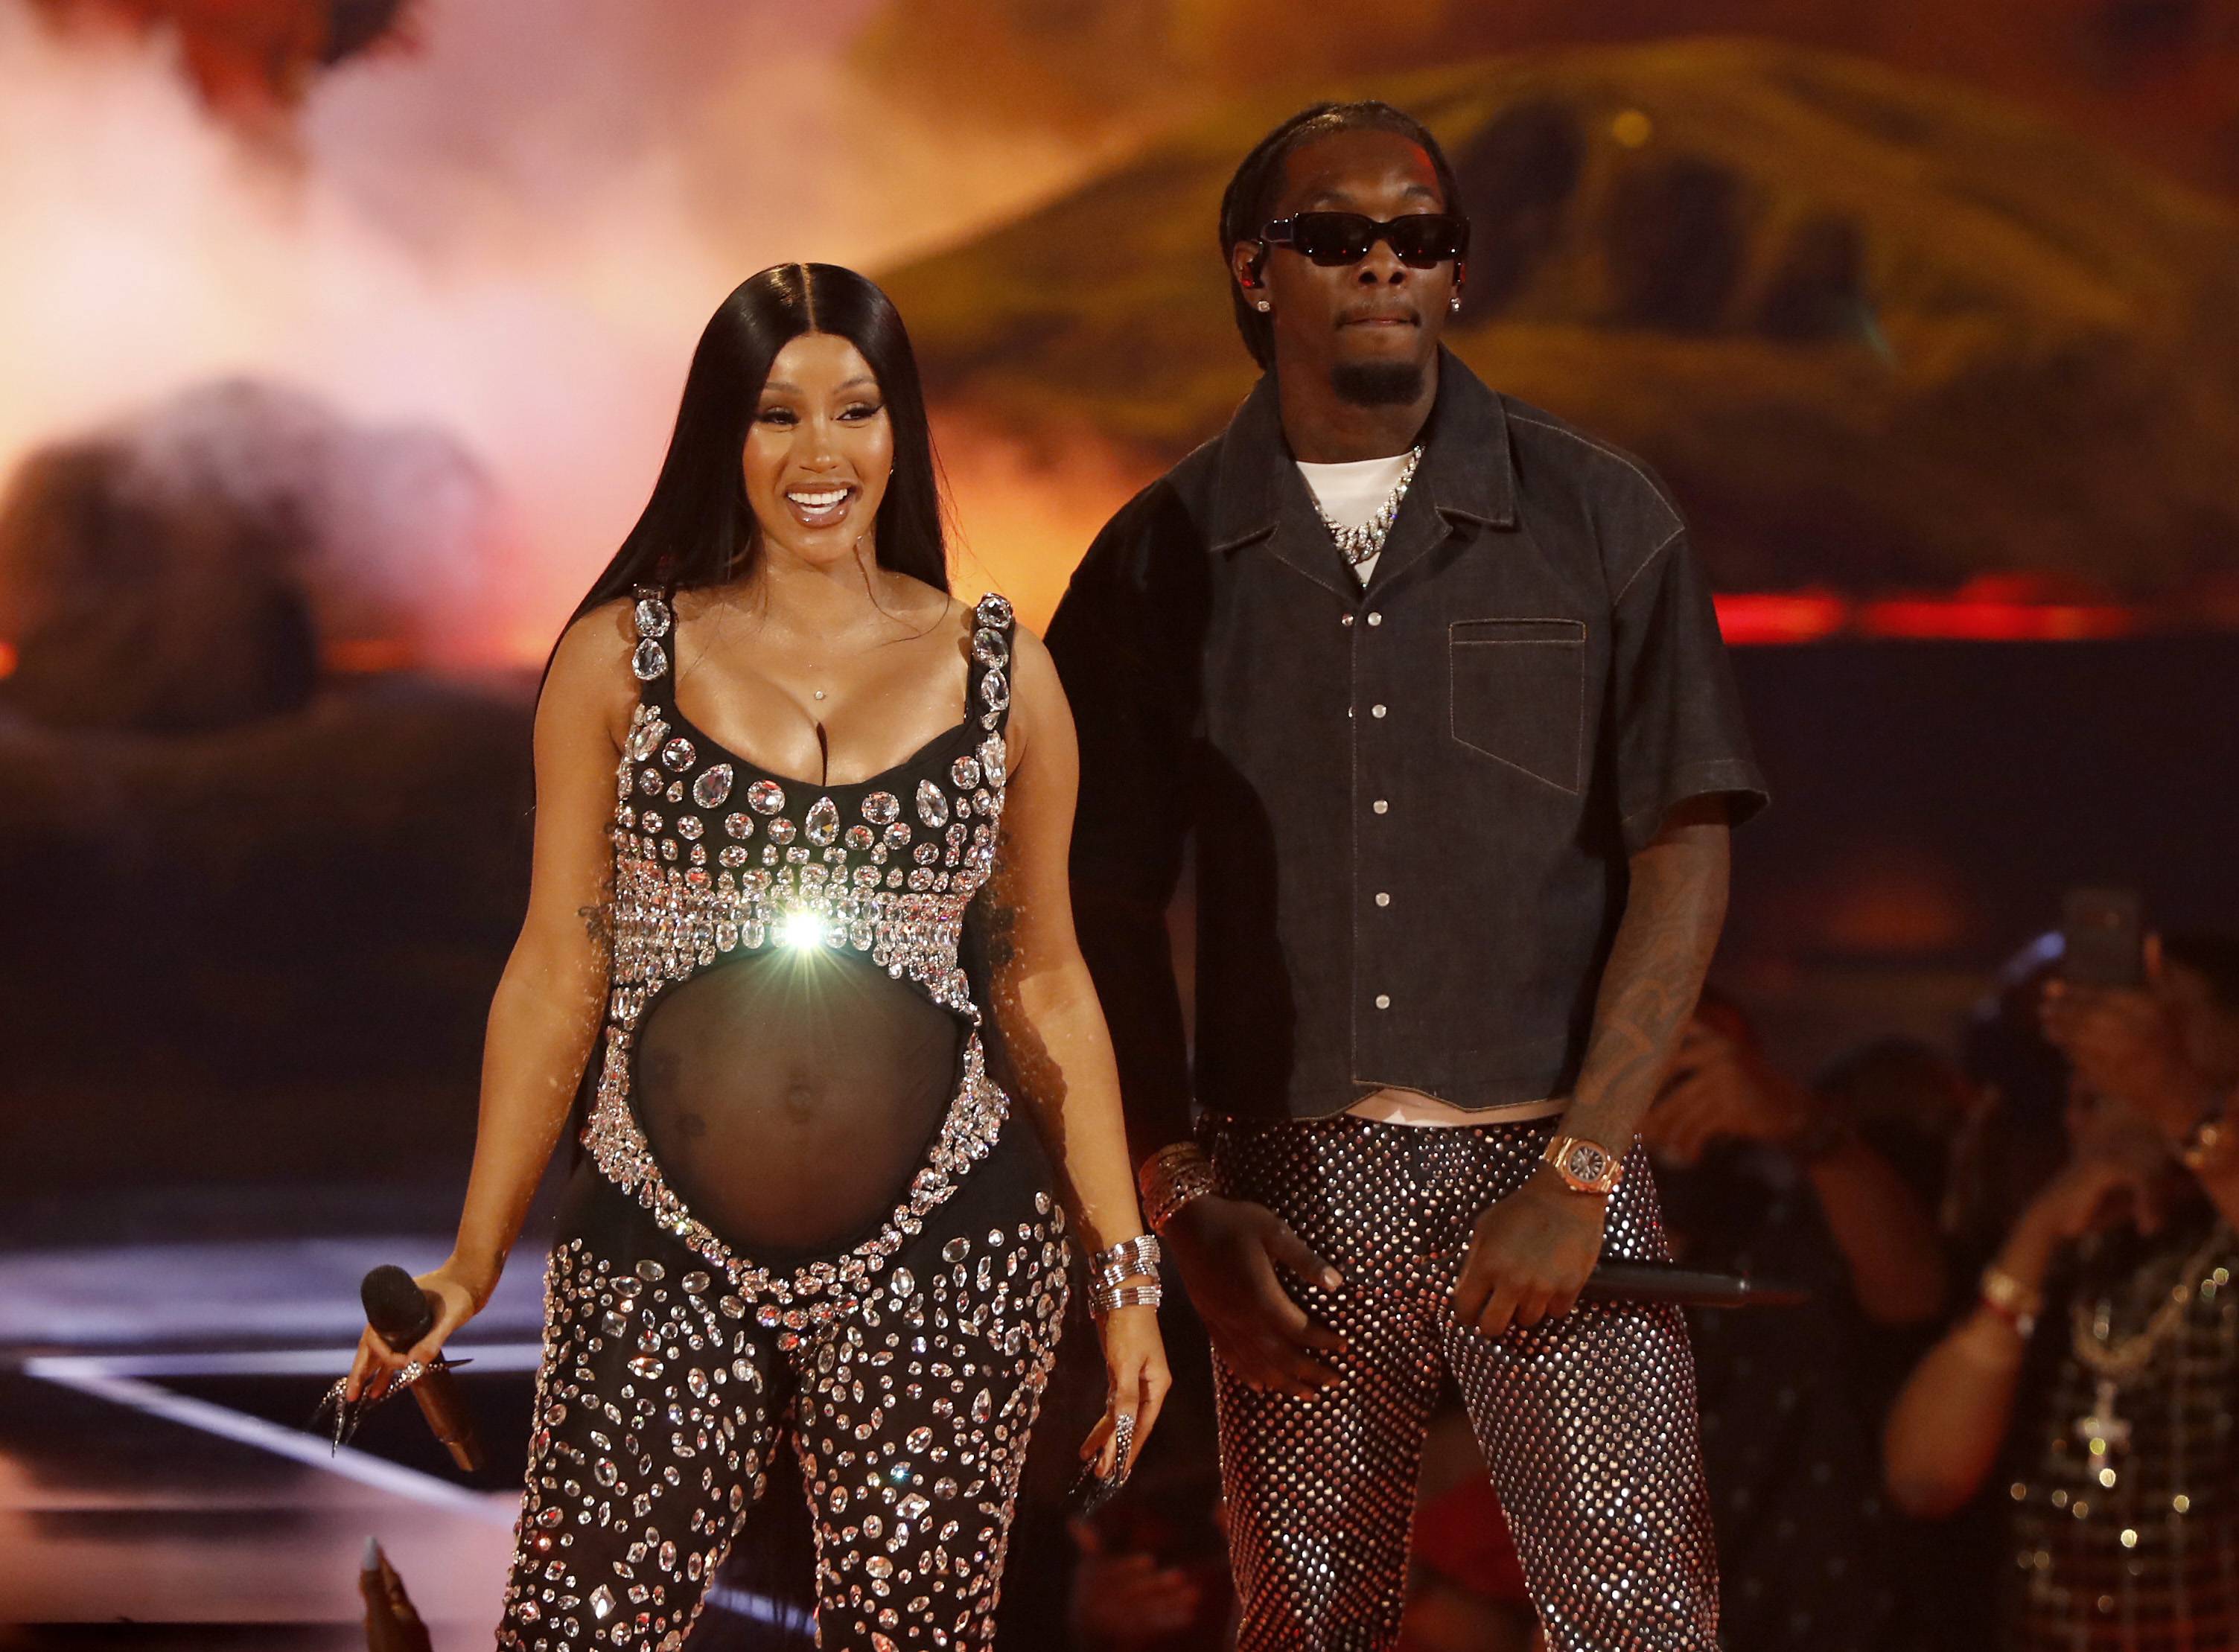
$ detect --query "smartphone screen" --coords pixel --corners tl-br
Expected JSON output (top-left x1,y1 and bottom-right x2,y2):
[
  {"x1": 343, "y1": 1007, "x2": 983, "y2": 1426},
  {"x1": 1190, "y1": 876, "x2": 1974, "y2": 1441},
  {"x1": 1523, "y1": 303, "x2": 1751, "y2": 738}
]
[{"x1": 2060, "y1": 887, "x2": 2144, "y2": 988}]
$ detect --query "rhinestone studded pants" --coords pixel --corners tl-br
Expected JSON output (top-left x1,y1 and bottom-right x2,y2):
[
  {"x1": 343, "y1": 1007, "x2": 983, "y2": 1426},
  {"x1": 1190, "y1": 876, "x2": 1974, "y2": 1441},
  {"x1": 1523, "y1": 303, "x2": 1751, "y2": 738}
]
[
  {"x1": 1204, "y1": 1114, "x2": 1719, "y2": 1652},
  {"x1": 497, "y1": 1110, "x2": 1069, "y2": 1651}
]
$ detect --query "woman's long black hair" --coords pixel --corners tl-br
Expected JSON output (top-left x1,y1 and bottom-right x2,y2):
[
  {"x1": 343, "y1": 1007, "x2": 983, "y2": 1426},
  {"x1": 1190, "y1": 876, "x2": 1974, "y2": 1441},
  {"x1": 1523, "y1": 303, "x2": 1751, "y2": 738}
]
[
  {"x1": 567, "y1": 262, "x2": 949, "y2": 627},
  {"x1": 553, "y1": 264, "x2": 948, "y2": 1161}
]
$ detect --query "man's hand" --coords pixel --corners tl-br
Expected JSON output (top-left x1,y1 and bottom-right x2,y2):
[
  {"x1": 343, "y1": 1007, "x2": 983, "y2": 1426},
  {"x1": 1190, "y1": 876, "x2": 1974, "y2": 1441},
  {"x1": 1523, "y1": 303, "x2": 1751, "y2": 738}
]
[
  {"x1": 2041, "y1": 957, "x2": 2217, "y2": 1135},
  {"x1": 1452, "y1": 1167, "x2": 1608, "y2": 1338},
  {"x1": 1162, "y1": 1195, "x2": 1345, "y2": 1397},
  {"x1": 1640, "y1": 1018, "x2": 1814, "y2": 1165}
]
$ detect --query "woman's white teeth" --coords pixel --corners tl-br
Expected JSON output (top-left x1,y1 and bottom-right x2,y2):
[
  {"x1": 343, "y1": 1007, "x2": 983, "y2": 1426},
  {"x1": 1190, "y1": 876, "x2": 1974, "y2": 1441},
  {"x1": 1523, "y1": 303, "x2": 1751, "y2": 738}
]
[{"x1": 789, "y1": 488, "x2": 849, "y2": 506}]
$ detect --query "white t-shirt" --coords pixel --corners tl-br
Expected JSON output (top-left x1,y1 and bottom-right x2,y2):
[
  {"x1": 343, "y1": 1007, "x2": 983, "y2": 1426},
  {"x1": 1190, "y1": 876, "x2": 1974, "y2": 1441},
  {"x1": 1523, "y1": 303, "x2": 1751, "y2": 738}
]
[
  {"x1": 1292, "y1": 454, "x2": 1564, "y2": 1130},
  {"x1": 1296, "y1": 453, "x2": 1413, "y2": 586}
]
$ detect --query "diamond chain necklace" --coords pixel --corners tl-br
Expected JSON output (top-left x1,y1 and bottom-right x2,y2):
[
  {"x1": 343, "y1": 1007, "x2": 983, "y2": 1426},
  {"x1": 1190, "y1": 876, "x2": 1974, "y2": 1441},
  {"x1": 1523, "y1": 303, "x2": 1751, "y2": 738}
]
[{"x1": 1313, "y1": 445, "x2": 1424, "y2": 567}]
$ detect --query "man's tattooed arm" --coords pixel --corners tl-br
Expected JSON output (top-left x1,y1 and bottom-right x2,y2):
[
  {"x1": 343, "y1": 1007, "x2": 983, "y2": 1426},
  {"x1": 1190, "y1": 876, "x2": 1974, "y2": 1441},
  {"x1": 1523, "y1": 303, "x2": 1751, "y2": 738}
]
[{"x1": 1558, "y1": 797, "x2": 1731, "y2": 1152}]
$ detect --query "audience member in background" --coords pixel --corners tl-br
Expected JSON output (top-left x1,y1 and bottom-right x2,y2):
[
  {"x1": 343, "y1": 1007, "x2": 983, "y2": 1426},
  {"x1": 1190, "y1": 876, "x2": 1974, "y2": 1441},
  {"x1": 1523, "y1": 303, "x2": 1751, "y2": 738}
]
[
  {"x1": 1067, "y1": 1461, "x2": 1232, "y2": 1652},
  {"x1": 1397, "y1": 1404, "x2": 1541, "y2": 1652},
  {"x1": 1813, "y1": 1035, "x2": 1984, "y2": 1220},
  {"x1": 1884, "y1": 932, "x2": 2239, "y2": 1651},
  {"x1": 1641, "y1": 998, "x2": 1947, "y2": 1652},
  {"x1": 1949, "y1": 936, "x2": 2079, "y2": 1272}
]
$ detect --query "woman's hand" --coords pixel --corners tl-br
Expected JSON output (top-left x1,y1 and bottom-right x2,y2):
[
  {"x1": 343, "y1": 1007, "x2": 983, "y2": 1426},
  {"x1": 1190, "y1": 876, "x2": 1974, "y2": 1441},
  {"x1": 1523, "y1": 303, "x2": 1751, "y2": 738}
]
[
  {"x1": 343, "y1": 1261, "x2": 491, "y2": 1405},
  {"x1": 1080, "y1": 1304, "x2": 1171, "y2": 1478},
  {"x1": 1996, "y1": 1153, "x2": 2162, "y2": 1290}
]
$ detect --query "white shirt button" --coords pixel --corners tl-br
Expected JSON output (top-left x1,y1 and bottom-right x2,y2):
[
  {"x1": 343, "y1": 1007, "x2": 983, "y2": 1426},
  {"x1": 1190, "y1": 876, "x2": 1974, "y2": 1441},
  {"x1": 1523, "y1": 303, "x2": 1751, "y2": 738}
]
[
  {"x1": 1372, "y1": 800, "x2": 1389, "y2": 814},
  {"x1": 1371, "y1": 704, "x2": 1387, "y2": 718},
  {"x1": 1341, "y1": 614, "x2": 1355, "y2": 628},
  {"x1": 1375, "y1": 892, "x2": 1391, "y2": 907},
  {"x1": 1366, "y1": 612, "x2": 1383, "y2": 626},
  {"x1": 1374, "y1": 993, "x2": 1392, "y2": 1010}
]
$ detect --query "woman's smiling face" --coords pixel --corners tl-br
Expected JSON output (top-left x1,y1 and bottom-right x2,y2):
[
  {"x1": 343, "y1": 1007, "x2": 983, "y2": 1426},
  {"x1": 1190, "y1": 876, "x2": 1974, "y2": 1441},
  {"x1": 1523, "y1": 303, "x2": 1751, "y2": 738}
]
[{"x1": 741, "y1": 331, "x2": 894, "y2": 566}]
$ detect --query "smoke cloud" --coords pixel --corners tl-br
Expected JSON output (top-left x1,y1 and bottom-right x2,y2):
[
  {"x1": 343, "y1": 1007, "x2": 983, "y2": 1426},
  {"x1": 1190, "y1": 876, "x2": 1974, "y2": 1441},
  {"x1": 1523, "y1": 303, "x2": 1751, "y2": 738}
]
[{"x1": 0, "y1": 1, "x2": 1127, "y2": 667}]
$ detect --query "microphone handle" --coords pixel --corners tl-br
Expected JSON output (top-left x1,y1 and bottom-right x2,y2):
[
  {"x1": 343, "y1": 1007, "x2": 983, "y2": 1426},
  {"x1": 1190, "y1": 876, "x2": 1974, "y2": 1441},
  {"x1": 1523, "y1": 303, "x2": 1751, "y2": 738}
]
[
  {"x1": 367, "y1": 1279, "x2": 486, "y2": 1473},
  {"x1": 407, "y1": 1375, "x2": 487, "y2": 1473},
  {"x1": 1581, "y1": 1261, "x2": 1809, "y2": 1309}
]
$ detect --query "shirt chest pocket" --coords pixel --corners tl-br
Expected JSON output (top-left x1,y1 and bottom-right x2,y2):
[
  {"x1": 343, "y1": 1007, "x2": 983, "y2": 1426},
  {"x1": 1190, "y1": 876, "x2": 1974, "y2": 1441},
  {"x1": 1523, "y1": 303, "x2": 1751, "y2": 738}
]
[{"x1": 1447, "y1": 618, "x2": 1587, "y2": 794}]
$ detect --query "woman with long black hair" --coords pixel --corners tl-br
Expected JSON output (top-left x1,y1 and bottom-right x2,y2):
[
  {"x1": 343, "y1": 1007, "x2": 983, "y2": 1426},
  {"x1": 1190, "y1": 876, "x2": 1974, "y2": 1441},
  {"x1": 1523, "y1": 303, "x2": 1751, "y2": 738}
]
[{"x1": 342, "y1": 264, "x2": 1171, "y2": 1650}]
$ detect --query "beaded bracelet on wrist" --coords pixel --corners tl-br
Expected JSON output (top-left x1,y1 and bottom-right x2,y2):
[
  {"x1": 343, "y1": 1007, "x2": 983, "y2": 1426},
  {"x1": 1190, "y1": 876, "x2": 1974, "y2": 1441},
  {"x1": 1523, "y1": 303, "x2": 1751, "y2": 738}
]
[
  {"x1": 2180, "y1": 1103, "x2": 2238, "y2": 1175},
  {"x1": 1138, "y1": 1144, "x2": 1218, "y2": 1234}
]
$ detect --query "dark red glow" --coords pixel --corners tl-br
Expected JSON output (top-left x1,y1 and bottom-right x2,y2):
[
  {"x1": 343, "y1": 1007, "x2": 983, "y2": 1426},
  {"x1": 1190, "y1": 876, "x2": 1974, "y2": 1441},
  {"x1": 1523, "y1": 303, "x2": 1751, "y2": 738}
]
[{"x1": 1716, "y1": 575, "x2": 2147, "y2": 646}]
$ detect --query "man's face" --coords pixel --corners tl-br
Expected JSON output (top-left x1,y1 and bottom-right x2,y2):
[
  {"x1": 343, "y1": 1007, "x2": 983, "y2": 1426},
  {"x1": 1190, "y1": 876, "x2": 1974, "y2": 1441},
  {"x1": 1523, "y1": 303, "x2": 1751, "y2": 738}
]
[{"x1": 1232, "y1": 127, "x2": 1459, "y2": 404}]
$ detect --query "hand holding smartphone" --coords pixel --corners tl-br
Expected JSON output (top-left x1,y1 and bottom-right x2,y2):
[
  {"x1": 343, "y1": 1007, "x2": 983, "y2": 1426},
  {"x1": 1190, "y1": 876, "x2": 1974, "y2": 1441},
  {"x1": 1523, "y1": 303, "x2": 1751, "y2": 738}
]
[{"x1": 2060, "y1": 887, "x2": 2144, "y2": 989}]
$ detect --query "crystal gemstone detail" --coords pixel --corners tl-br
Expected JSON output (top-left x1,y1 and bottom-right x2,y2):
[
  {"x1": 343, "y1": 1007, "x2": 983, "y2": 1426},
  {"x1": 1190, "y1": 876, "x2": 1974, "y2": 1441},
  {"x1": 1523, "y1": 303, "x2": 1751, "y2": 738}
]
[
  {"x1": 692, "y1": 765, "x2": 734, "y2": 809},
  {"x1": 916, "y1": 779, "x2": 949, "y2": 829}
]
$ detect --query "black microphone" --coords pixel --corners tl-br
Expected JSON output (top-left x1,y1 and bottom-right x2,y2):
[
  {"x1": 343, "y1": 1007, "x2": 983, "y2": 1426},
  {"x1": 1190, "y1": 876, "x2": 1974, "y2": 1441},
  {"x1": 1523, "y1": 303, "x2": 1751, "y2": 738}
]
[
  {"x1": 360, "y1": 1265, "x2": 486, "y2": 1472},
  {"x1": 1580, "y1": 1261, "x2": 1809, "y2": 1309}
]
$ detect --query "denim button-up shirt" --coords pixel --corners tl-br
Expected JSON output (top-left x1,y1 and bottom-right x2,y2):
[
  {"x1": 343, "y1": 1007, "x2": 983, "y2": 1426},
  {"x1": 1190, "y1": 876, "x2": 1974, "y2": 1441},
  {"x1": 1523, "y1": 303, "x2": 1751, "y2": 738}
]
[{"x1": 1047, "y1": 351, "x2": 1768, "y2": 1125}]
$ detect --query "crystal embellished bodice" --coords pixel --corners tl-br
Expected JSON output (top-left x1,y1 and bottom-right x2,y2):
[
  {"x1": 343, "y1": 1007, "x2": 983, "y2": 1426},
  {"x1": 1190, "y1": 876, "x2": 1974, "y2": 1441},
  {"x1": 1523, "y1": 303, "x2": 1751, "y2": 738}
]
[{"x1": 581, "y1": 587, "x2": 1021, "y2": 1321}]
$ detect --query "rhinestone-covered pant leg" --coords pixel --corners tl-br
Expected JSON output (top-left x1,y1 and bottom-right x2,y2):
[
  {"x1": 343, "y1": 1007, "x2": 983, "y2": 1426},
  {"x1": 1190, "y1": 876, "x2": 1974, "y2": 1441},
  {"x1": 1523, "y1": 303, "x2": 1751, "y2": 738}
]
[
  {"x1": 1207, "y1": 1116, "x2": 1719, "y2": 1652},
  {"x1": 497, "y1": 1117, "x2": 1068, "y2": 1652}
]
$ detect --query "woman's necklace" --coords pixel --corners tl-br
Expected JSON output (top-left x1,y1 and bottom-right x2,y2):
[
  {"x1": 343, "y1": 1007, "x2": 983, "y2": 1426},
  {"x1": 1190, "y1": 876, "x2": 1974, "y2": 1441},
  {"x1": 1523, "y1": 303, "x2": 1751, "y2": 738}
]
[
  {"x1": 1313, "y1": 445, "x2": 1424, "y2": 567},
  {"x1": 2068, "y1": 1224, "x2": 2232, "y2": 1454}
]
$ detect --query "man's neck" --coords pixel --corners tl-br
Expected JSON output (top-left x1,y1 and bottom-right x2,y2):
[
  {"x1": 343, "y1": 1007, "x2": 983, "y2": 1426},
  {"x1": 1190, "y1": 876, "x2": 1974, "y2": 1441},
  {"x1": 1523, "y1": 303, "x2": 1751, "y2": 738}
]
[{"x1": 1276, "y1": 354, "x2": 1439, "y2": 464}]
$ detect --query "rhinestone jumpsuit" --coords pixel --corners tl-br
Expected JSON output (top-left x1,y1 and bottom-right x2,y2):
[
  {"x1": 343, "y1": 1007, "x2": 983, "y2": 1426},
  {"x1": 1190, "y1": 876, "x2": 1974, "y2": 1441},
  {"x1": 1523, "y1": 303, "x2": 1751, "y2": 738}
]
[{"x1": 497, "y1": 590, "x2": 1071, "y2": 1652}]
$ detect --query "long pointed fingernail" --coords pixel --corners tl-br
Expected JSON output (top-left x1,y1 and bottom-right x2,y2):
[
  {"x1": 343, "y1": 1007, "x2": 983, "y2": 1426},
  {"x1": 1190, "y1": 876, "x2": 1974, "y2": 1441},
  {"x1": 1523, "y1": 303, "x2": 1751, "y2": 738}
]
[{"x1": 362, "y1": 1537, "x2": 383, "y2": 1572}]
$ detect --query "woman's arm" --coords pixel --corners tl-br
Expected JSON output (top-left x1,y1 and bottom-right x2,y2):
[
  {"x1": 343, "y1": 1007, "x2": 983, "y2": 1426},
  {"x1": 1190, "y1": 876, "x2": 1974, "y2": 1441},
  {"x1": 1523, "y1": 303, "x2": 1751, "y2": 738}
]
[
  {"x1": 984, "y1": 627, "x2": 1158, "y2": 1257},
  {"x1": 1645, "y1": 1021, "x2": 1949, "y2": 1324},
  {"x1": 1882, "y1": 1153, "x2": 2150, "y2": 1517},
  {"x1": 1880, "y1": 1304, "x2": 2031, "y2": 1519},
  {"x1": 348, "y1": 601, "x2": 637, "y2": 1399},
  {"x1": 981, "y1": 625, "x2": 1171, "y2": 1470}
]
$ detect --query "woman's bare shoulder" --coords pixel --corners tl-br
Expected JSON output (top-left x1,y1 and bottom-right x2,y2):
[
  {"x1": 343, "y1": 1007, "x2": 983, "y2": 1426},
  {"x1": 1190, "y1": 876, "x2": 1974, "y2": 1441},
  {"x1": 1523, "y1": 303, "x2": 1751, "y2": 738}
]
[{"x1": 539, "y1": 597, "x2": 641, "y2": 745}]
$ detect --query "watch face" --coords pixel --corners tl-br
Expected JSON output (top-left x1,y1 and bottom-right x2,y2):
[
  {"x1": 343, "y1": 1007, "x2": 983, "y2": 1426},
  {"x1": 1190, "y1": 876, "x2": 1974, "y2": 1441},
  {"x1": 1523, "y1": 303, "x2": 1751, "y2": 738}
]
[{"x1": 1564, "y1": 1144, "x2": 1609, "y2": 1184}]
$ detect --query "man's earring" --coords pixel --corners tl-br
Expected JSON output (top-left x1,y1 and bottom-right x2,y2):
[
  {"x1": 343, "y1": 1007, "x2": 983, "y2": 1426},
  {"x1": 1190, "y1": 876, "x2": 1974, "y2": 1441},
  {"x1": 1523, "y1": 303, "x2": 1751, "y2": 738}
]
[
  {"x1": 1449, "y1": 293, "x2": 1463, "y2": 313},
  {"x1": 1255, "y1": 300, "x2": 1272, "y2": 313}
]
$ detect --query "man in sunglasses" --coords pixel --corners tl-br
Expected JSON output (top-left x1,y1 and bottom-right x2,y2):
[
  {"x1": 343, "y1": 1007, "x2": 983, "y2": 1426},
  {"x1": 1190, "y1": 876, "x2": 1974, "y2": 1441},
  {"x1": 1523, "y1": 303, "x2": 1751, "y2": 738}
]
[{"x1": 1047, "y1": 99, "x2": 1766, "y2": 1652}]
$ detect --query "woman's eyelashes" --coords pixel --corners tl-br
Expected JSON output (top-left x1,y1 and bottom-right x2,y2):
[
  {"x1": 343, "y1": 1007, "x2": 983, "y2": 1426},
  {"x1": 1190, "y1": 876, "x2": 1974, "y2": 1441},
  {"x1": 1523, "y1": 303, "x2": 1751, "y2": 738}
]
[{"x1": 753, "y1": 401, "x2": 885, "y2": 427}]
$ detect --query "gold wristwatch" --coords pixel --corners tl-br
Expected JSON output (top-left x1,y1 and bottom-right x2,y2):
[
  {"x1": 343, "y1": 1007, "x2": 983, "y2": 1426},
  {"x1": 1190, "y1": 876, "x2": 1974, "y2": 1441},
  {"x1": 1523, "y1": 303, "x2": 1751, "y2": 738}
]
[{"x1": 1543, "y1": 1134, "x2": 1625, "y2": 1196}]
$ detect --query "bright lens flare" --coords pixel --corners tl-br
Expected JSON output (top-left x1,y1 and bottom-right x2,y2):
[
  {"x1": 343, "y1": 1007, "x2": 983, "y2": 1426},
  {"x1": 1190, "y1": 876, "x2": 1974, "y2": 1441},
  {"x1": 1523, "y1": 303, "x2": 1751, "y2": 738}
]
[{"x1": 780, "y1": 910, "x2": 828, "y2": 950}]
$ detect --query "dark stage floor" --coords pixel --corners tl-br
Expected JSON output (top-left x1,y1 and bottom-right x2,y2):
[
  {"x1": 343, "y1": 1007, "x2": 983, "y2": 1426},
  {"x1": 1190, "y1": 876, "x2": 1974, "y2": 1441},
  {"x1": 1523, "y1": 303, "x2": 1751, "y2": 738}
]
[
  {"x1": 0, "y1": 1190, "x2": 1089, "y2": 1651},
  {"x1": 0, "y1": 1199, "x2": 546, "y2": 1648}
]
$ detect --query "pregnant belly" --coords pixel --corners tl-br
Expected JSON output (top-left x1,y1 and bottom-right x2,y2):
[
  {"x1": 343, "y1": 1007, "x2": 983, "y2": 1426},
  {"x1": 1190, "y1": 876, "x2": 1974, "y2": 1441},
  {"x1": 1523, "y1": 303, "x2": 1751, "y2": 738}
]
[{"x1": 631, "y1": 950, "x2": 966, "y2": 1258}]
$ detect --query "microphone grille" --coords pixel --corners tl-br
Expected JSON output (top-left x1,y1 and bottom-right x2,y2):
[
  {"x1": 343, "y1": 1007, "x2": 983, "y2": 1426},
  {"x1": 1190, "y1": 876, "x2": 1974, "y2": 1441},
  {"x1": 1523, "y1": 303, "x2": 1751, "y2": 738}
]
[{"x1": 361, "y1": 1264, "x2": 436, "y2": 1341}]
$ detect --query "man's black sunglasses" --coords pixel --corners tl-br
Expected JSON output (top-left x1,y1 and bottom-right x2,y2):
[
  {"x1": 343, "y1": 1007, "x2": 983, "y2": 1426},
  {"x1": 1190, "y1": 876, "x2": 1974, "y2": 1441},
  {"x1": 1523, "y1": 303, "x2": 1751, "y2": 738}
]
[{"x1": 1259, "y1": 211, "x2": 1471, "y2": 268}]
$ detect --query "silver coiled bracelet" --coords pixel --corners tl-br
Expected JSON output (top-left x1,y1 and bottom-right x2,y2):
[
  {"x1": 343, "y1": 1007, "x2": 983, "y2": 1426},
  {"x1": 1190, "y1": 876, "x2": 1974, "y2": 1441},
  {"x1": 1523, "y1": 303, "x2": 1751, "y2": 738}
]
[{"x1": 1088, "y1": 1232, "x2": 1162, "y2": 1313}]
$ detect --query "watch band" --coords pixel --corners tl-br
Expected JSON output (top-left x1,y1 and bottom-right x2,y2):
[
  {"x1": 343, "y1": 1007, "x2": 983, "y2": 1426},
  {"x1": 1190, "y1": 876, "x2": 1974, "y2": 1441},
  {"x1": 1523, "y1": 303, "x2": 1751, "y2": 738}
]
[{"x1": 1543, "y1": 1133, "x2": 1624, "y2": 1195}]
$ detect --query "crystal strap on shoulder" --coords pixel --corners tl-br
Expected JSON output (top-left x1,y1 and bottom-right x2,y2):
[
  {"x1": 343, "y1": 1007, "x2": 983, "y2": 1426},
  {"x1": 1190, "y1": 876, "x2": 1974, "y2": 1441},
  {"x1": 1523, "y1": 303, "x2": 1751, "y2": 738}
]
[
  {"x1": 969, "y1": 592, "x2": 1016, "y2": 736},
  {"x1": 629, "y1": 584, "x2": 675, "y2": 685}
]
